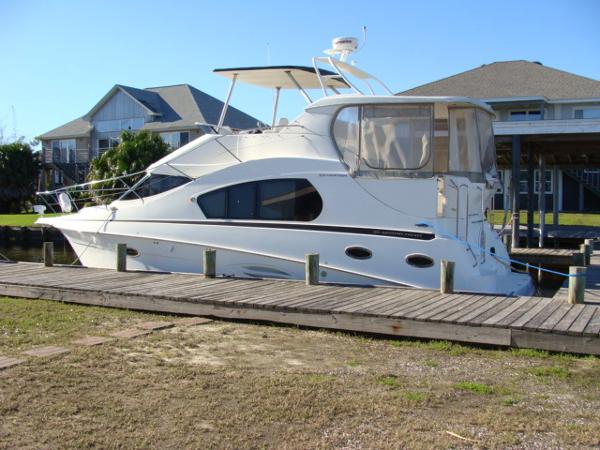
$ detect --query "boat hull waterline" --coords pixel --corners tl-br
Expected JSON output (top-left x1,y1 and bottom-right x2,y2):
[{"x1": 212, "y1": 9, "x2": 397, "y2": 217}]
[{"x1": 53, "y1": 217, "x2": 533, "y2": 296}]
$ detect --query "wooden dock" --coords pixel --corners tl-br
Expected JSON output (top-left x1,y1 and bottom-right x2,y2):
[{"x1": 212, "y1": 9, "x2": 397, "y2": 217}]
[
  {"x1": 555, "y1": 253, "x2": 600, "y2": 305},
  {"x1": 509, "y1": 247, "x2": 577, "y2": 266},
  {"x1": 1, "y1": 261, "x2": 599, "y2": 355}
]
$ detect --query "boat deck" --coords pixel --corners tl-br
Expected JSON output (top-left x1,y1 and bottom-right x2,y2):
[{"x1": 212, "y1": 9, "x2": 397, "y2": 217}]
[{"x1": 0, "y1": 261, "x2": 599, "y2": 355}]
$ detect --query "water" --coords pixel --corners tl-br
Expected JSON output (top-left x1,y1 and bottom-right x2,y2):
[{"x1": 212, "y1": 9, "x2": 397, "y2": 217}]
[{"x1": 0, "y1": 240, "x2": 78, "y2": 264}]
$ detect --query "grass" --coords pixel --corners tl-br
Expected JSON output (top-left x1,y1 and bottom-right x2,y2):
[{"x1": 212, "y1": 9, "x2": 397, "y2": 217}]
[
  {"x1": 454, "y1": 381, "x2": 496, "y2": 395},
  {"x1": 489, "y1": 211, "x2": 600, "y2": 227},
  {"x1": 1, "y1": 296, "x2": 600, "y2": 449},
  {"x1": 2, "y1": 211, "x2": 599, "y2": 228},
  {"x1": 526, "y1": 366, "x2": 571, "y2": 379},
  {"x1": 347, "y1": 358, "x2": 361, "y2": 367},
  {"x1": 0, "y1": 213, "x2": 63, "y2": 227},
  {"x1": 378, "y1": 375, "x2": 402, "y2": 389},
  {"x1": 0, "y1": 296, "x2": 170, "y2": 352}
]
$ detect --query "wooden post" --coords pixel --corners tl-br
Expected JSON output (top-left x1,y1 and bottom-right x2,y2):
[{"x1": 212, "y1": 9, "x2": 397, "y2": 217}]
[
  {"x1": 511, "y1": 135, "x2": 521, "y2": 249},
  {"x1": 585, "y1": 239, "x2": 594, "y2": 263},
  {"x1": 116, "y1": 243, "x2": 127, "y2": 272},
  {"x1": 568, "y1": 266, "x2": 586, "y2": 304},
  {"x1": 580, "y1": 242, "x2": 592, "y2": 266},
  {"x1": 573, "y1": 252, "x2": 585, "y2": 267},
  {"x1": 203, "y1": 249, "x2": 216, "y2": 278},
  {"x1": 305, "y1": 253, "x2": 319, "y2": 285},
  {"x1": 526, "y1": 145, "x2": 534, "y2": 248},
  {"x1": 440, "y1": 260, "x2": 455, "y2": 294},
  {"x1": 538, "y1": 155, "x2": 546, "y2": 248},
  {"x1": 43, "y1": 242, "x2": 54, "y2": 267},
  {"x1": 502, "y1": 233, "x2": 511, "y2": 251},
  {"x1": 552, "y1": 166, "x2": 559, "y2": 227}
]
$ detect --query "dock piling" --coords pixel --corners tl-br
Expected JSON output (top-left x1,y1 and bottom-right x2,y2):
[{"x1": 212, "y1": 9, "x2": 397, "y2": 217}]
[
  {"x1": 305, "y1": 253, "x2": 319, "y2": 285},
  {"x1": 580, "y1": 243, "x2": 591, "y2": 266},
  {"x1": 573, "y1": 252, "x2": 585, "y2": 267},
  {"x1": 440, "y1": 260, "x2": 455, "y2": 294},
  {"x1": 43, "y1": 242, "x2": 54, "y2": 267},
  {"x1": 584, "y1": 239, "x2": 594, "y2": 264},
  {"x1": 116, "y1": 243, "x2": 127, "y2": 272},
  {"x1": 568, "y1": 266, "x2": 586, "y2": 304},
  {"x1": 203, "y1": 249, "x2": 216, "y2": 278}
]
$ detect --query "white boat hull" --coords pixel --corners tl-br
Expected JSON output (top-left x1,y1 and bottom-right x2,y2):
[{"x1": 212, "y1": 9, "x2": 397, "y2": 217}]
[{"x1": 56, "y1": 218, "x2": 534, "y2": 296}]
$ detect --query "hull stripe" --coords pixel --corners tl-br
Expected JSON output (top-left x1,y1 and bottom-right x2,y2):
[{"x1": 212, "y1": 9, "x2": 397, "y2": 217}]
[{"x1": 111, "y1": 219, "x2": 435, "y2": 241}]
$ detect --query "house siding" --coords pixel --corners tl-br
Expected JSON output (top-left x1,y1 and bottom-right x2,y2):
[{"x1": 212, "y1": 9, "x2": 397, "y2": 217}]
[
  {"x1": 559, "y1": 102, "x2": 600, "y2": 120},
  {"x1": 91, "y1": 91, "x2": 147, "y2": 122}
]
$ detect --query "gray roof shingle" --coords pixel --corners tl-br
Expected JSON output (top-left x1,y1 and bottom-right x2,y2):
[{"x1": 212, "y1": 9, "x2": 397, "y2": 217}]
[
  {"x1": 39, "y1": 83, "x2": 262, "y2": 139},
  {"x1": 398, "y1": 60, "x2": 600, "y2": 100},
  {"x1": 37, "y1": 117, "x2": 92, "y2": 140}
]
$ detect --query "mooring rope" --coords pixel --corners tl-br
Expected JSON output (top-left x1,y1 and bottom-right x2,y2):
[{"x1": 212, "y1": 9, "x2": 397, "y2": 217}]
[{"x1": 425, "y1": 223, "x2": 588, "y2": 278}]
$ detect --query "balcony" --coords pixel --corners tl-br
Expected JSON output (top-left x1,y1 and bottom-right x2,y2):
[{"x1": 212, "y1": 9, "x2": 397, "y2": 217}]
[
  {"x1": 42, "y1": 147, "x2": 90, "y2": 164},
  {"x1": 493, "y1": 118, "x2": 600, "y2": 136}
]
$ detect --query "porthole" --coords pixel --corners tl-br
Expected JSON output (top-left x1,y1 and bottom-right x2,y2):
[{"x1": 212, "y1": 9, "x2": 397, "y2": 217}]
[
  {"x1": 126, "y1": 247, "x2": 140, "y2": 257},
  {"x1": 405, "y1": 254, "x2": 434, "y2": 268},
  {"x1": 345, "y1": 246, "x2": 372, "y2": 260}
]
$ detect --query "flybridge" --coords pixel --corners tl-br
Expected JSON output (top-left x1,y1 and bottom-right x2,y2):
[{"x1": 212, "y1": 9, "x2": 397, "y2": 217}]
[{"x1": 212, "y1": 36, "x2": 393, "y2": 129}]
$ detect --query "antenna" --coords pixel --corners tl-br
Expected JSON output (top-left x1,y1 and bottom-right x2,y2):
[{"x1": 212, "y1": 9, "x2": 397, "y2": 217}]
[{"x1": 324, "y1": 37, "x2": 359, "y2": 62}]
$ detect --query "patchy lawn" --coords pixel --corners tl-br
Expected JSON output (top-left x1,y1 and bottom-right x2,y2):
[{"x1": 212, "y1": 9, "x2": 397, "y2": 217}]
[
  {"x1": 1, "y1": 297, "x2": 600, "y2": 449},
  {"x1": 490, "y1": 211, "x2": 600, "y2": 227},
  {"x1": 0, "y1": 213, "x2": 63, "y2": 227}
]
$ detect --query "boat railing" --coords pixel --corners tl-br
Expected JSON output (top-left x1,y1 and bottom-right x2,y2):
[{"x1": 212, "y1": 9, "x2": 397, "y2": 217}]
[
  {"x1": 36, "y1": 171, "x2": 146, "y2": 213},
  {"x1": 312, "y1": 56, "x2": 393, "y2": 97}
]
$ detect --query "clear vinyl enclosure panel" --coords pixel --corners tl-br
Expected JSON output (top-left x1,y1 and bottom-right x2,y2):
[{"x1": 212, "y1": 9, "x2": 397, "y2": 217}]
[{"x1": 332, "y1": 103, "x2": 496, "y2": 181}]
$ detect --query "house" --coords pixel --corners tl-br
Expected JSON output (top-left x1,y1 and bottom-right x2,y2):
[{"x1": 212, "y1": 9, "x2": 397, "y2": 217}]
[
  {"x1": 38, "y1": 84, "x2": 261, "y2": 188},
  {"x1": 399, "y1": 60, "x2": 600, "y2": 215}
]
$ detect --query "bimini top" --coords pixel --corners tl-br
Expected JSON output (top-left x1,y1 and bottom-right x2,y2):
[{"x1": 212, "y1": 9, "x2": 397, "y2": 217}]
[
  {"x1": 307, "y1": 94, "x2": 496, "y2": 114},
  {"x1": 214, "y1": 65, "x2": 349, "y2": 90}
]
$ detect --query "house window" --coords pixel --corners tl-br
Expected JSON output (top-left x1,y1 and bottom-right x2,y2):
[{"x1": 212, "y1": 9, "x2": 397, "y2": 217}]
[
  {"x1": 574, "y1": 108, "x2": 600, "y2": 119},
  {"x1": 95, "y1": 117, "x2": 144, "y2": 133},
  {"x1": 97, "y1": 138, "x2": 119, "y2": 156},
  {"x1": 51, "y1": 139, "x2": 76, "y2": 163},
  {"x1": 197, "y1": 179, "x2": 323, "y2": 221},
  {"x1": 160, "y1": 132, "x2": 190, "y2": 150},
  {"x1": 509, "y1": 110, "x2": 542, "y2": 121},
  {"x1": 519, "y1": 169, "x2": 552, "y2": 194}
]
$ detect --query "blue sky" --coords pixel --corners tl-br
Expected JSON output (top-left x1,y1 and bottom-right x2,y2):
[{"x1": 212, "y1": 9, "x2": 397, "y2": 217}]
[{"x1": 1, "y1": 0, "x2": 599, "y2": 146}]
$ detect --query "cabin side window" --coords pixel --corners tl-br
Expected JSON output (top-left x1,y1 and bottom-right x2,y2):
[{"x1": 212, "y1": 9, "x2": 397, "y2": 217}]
[
  {"x1": 361, "y1": 105, "x2": 432, "y2": 170},
  {"x1": 122, "y1": 174, "x2": 191, "y2": 200},
  {"x1": 332, "y1": 104, "x2": 433, "y2": 175},
  {"x1": 197, "y1": 179, "x2": 323, "y2": 221},
  {"x1": 333, "y1": 103, "x2": 496, "y2": 182}
]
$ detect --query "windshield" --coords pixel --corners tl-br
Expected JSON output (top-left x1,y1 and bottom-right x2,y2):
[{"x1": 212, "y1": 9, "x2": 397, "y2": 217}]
[{"x1": 333, "y1": 104, "x2": 433, "y2": 175}]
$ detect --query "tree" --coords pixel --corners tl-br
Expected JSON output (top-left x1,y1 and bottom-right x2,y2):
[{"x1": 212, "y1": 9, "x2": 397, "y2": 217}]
[
  {"x1": 86, "y1": 130, "x2": 170, "y2": 204},
  {"x1": 0, "y1": 141, "x2": 38, "y2": 213},
  {"x1": 88, "y1": 130, "x2": 170, "y2": 181}
]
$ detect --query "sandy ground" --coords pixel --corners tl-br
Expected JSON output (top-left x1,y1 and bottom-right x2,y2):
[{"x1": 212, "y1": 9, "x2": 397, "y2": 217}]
[{"x1": 1, "y1": 297, "x2": 600, "y2": 449}]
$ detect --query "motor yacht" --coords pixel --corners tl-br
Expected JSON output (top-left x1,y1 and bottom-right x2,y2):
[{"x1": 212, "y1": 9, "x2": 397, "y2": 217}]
[{"x1": 37, "y1": 37, "x2": 533, "y2": 295}]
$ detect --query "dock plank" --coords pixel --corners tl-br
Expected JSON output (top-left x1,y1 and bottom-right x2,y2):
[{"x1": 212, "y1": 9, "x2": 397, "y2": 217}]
[
  {"x1": 482, "y1": 297, "x2": 533, "y2": 327},
  {"x1": 567, "y1": 306, "x2": 597, "y2": 335},
  {"x1": 1, "y1": 262, "x2": 600, "y2": 355},
  {"x1": 522, "y1": 302, "x2": 565, "y2": 332}
]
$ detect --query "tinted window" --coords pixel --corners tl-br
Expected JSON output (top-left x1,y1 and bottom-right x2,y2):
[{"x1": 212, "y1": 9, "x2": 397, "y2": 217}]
[
  {"x1": 197, "y1": 179, "x2": 322, "y2": 221},
  {"x1": 228, "y1": 183, "x2": 256, "y2": 219},
  {"x1": 123, "y1": 174, "x2": 190, "y2": 200},
  {"x1": 198, "y1": 189, "x2": 226, "y2": 218}
]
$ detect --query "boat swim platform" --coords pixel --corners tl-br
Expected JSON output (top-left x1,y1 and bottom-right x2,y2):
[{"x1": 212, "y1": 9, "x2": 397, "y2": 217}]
[{"x1": 0, "y1": 262, "x2": 599, "y2": 356}]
